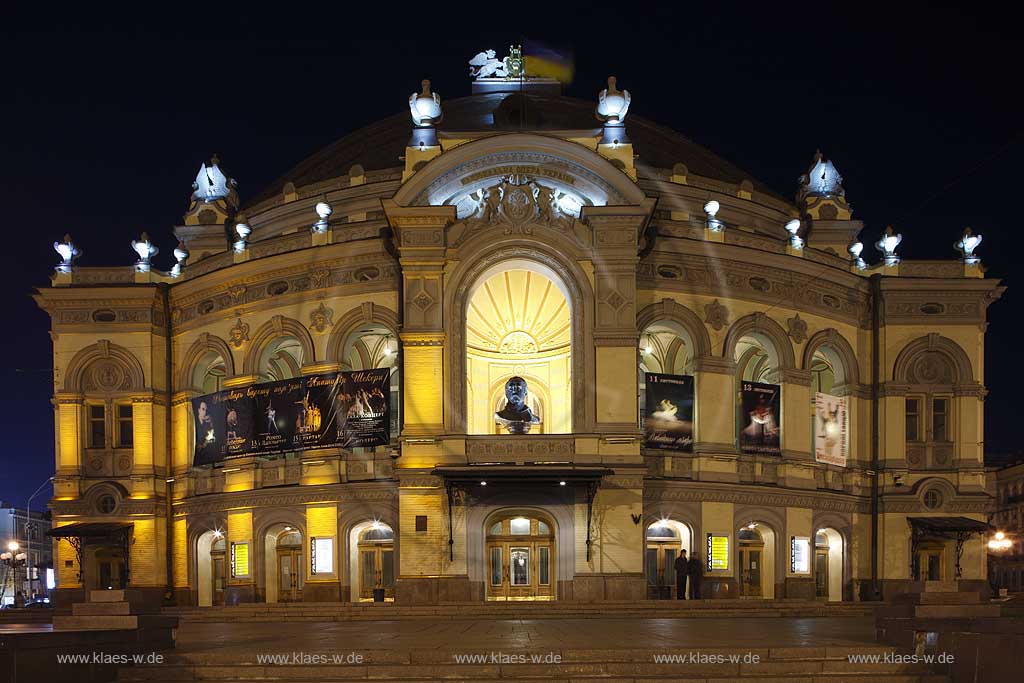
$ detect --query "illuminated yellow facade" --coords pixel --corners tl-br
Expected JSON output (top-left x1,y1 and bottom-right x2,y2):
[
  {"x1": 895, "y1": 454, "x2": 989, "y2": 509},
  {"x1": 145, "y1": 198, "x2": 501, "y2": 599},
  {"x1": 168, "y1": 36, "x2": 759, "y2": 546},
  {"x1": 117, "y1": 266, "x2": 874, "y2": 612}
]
[{"x1": 35, "y1": 74, "x2": 1004, "y2": 606}]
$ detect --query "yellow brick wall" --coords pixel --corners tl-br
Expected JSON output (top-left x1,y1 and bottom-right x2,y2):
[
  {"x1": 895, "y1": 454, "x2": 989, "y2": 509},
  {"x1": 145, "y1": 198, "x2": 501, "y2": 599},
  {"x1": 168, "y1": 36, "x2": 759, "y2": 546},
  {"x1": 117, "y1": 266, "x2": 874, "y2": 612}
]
[
  {"x1": 129, "y1": 517, "x2": 165, "y2": 587},
  {"x1": 402, "y1": 346, "x2": 444, "y2": 430},
  {"x1": 58, "y1": 402, "x2": 80, "y2": 471},
  {"x1": 173, "y1": 517, "x2": 188, "y2": 588},
  {"x1": 399, "y1": 490, "x2": 443, "y2": 575},
  {"x1": 132, "y1": 400, "x2": 154, "y2": 468}
]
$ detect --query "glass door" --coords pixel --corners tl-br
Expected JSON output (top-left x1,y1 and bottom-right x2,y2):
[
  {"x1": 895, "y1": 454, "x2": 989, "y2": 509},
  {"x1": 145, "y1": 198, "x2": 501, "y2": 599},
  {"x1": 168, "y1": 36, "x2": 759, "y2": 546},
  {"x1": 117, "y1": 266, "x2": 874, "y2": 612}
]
[
  {"x1": 277, "y1": 549, "x2": 303, "y2": 601},
  {"x1": 739, "y1": 546, "x2": 763, "y2": 597},
  {"x1": 814, "y1": 549, "x2": 828, "y2": 598}
]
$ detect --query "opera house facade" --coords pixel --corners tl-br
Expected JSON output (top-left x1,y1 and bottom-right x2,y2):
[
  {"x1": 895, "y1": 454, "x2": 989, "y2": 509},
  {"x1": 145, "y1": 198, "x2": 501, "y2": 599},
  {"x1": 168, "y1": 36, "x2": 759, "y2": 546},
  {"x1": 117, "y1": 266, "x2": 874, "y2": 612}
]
[{"x1": 35, "y1": 58, "x2": 1004, "y2": 607}]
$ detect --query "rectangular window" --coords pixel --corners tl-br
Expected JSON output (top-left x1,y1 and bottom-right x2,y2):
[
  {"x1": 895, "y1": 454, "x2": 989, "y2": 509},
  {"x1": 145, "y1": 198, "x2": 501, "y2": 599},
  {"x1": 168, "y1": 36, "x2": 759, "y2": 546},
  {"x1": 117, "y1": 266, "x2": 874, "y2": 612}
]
[
  {"x1": 932, "y1": 398, "x2": 949, "y2": 442},
  {"x1": 539, "y1": 546, "x2": 550, "y2": 586},
  {"x1": 117, "y1": 404, "x2": 133, "y2": 447},
  {"x1": 905, "y1": 398, "x2": 920, "y2": 441},
  {"x1": 490, "y1": 547, "x2": 502, "y2": 586},
  {"x1": 88, "y1": 405, "x2": 106, "y2": 448}
]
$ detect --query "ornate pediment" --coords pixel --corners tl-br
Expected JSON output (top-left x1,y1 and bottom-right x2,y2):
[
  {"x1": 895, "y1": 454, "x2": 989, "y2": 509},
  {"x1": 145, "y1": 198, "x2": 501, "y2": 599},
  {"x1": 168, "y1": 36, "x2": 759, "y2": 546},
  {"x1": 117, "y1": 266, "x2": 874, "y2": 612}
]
[{"x1": 463, "y1": 175, "x2": 575, "y2": 235}]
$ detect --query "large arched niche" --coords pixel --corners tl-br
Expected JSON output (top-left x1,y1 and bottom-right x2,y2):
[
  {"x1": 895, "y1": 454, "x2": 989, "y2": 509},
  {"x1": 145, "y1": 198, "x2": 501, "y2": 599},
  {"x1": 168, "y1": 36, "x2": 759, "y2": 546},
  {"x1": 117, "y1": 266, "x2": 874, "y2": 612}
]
[
  {"x1": 892, "y1": 333, "x2": 974, "y2": 385},
  {"x1": 63, "y1": 340, "x2": 146, "y2": 393},
  {"x1": 393, "y1": 133, "x2": 647, "y2": 211},
  {"x1": 447, "y1": 241, "x2": 593, "y2": 434}
]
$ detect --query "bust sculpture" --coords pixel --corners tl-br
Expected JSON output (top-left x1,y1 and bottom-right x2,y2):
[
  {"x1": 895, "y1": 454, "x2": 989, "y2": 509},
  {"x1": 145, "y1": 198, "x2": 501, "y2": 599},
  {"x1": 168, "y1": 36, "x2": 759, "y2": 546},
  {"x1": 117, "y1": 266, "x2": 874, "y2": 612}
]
[{"x1": 494, "y1": 376, "x2": 541, "y2": 434}]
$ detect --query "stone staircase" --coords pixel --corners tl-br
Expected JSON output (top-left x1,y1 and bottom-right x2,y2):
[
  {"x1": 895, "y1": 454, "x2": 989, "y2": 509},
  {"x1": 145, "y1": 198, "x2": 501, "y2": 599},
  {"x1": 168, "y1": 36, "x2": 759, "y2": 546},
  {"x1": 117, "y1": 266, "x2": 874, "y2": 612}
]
[
  {"x1": 53, "y1": 589, "x2": 178, "y2": 635},
  {"x1": 876, "y1": 581, "x2": 1001, "y2": 650},
  {"x1": 117, "y1": 645, "x2": 949, "y2": 681},
  {"x1": 166, "y1": 598, "x2": 876, "y2": 623}
]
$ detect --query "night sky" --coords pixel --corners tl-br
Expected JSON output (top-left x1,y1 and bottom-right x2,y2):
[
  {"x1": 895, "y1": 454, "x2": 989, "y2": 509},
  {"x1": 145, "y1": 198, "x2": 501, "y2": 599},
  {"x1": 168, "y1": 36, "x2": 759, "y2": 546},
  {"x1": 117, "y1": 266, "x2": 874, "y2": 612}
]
[{"x1": 2, "y1": 5, "x2": 1020, "y2": 508}]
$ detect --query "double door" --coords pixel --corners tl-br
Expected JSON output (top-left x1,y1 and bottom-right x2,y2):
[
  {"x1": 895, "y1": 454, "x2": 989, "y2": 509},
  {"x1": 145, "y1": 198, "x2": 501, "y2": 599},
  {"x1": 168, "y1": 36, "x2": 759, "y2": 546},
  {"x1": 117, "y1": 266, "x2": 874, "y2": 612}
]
[
  {"x1": 277, "y1": 547, "x2": 304, "y2": 601},
  {"x1": 486, "y1": 541, "x2": 553, "y2": 600},
  {"x1": 645, "y1": 544, "x2": 681, "y2": 598},
  {"x1": 358, "y1": 544, "x2": 395, "y2": 599}
]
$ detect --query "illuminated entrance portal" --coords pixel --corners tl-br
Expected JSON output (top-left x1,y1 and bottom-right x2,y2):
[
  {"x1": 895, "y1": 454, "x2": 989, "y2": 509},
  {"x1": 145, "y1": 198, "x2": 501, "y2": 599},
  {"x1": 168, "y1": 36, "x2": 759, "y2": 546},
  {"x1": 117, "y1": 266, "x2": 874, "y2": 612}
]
[
  {"x1": 485, "y1": 515, "x2": 555, "y2": 600},
  {"x1": 466, "y1": 268, "x2": 571, "y2": 434}
]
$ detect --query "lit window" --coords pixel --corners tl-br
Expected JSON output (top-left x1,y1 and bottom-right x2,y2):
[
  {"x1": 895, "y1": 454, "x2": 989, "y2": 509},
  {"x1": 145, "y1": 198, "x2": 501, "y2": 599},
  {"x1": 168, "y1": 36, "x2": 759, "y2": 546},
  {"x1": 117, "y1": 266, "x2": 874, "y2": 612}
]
[
  {"x1": 509, "y1": 518, "x2": 531, "y2": 535},
  {"x1": 88, "y1": 405, "x2": 106, "y2": 448},
  {"x1": 905, "y1": 398, "x2": 920, "y2": 442},
  {"x1": 117, "y1": 404, "x2": 133, "y2": 447}
]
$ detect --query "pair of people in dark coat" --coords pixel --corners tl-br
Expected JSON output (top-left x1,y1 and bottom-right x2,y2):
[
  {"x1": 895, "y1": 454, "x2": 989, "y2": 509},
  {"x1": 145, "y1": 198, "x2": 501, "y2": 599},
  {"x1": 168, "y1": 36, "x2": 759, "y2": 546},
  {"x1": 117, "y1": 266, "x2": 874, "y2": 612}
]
[{"x1": 673, "y1": 550, "x2": 704, "y2": 599}]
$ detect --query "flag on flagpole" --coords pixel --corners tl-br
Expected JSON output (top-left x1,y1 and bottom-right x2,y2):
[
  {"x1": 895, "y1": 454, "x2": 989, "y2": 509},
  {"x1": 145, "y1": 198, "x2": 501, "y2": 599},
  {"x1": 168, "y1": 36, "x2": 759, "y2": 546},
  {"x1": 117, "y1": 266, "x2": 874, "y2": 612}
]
[{"x1": 523, "y1": 40, "x2": 574, "y2": 84}]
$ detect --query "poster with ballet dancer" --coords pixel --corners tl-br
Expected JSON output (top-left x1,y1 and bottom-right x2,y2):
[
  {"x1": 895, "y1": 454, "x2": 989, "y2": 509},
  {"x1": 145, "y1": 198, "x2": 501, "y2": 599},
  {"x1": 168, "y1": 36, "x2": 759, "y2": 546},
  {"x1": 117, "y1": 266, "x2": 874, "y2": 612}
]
[
  {"x1": 814, "y1": 392, "x2": 847, "y2": 467},
  {"x1": 739, "y1": 381, "x2": 781, "y2": 455},
  {"x1": 643, "y1": 372, "x2": 694, "y2": 452},
  {"x1": 191, "y1": 368, "x2": 391, "y2": 465}
]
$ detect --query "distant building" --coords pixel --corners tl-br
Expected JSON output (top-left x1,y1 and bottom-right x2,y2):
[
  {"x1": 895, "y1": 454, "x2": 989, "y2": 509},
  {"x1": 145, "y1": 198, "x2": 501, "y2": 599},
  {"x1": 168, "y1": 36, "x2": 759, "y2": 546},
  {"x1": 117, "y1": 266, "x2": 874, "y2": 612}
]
[
  {"x1": 991, "y1": 461, "x2": 1024, "y2": 592},
  {"x1": 1, "y1": 506, "x2": 52, "y2": 602}
]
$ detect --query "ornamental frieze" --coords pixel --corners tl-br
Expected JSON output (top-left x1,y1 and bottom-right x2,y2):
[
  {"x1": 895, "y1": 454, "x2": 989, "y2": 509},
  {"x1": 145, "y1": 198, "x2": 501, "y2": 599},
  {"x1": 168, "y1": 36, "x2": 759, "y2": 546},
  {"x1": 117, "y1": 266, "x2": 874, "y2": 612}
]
[
  {"x1": 465, "y1": 437, "x2": 575, "y2": 459},
  {"x1": 170, "y1": 257, "x2": 398, "y2": 330},
  {"x1": 173, "y1": 483, "x2": 398, "y2": 515},
  {"x1": 643, "y1": 483, "x2": 869, "y2": 514},
  {"x1": 639, "y1": 252, "x2": 871, "y2": 327}
]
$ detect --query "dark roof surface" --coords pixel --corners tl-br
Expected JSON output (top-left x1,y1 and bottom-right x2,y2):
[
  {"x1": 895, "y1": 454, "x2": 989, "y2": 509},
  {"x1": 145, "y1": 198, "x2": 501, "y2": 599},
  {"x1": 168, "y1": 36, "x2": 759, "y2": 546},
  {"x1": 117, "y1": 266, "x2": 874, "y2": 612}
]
[{"x1": 247, "y1": 92, "x2": 782, "y2": 207}]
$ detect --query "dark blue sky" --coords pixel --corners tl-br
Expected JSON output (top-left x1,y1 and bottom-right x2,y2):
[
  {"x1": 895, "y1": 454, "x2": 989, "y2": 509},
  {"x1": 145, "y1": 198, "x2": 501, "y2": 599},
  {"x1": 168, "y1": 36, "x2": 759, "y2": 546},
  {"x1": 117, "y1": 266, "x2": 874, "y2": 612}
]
[{"x1": 2, "y1": 4, "x2": 1020, "y2": 507}]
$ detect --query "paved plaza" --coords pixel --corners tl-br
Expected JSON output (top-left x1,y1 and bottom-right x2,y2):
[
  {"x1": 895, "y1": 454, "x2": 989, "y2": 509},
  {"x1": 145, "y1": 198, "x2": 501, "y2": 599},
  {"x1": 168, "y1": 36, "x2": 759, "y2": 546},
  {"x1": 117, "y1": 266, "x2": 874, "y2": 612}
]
[{"x1": 174, "y1": 615, "x2": 878, "y2": 657}]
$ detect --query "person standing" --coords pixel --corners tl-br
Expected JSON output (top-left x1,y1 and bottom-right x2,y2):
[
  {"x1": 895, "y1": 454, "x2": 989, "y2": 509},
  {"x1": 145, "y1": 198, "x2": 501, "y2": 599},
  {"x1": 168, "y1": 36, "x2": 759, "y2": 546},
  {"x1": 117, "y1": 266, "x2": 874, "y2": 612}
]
[
  {"x1": 674, "y1": 549, "x2": 689, "y2": 599},
  {"x1": 688, "y1": 551, "x2": 703, "y2": 599}
]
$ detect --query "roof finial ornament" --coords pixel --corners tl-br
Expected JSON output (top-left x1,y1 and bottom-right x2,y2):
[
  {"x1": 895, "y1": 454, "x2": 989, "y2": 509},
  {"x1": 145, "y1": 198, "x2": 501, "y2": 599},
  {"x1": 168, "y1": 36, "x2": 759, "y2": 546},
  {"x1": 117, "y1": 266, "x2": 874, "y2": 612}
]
[
  {"x1": 955, "y1": 227, "x2": 983, "y2": 264},
  {"x1": 596, "y1": 76, "x2": 631, "y2": 124},
  {"x1": 409, "y1": 79, "x2": 443, "y2": 127},
  {"x1": 53, "y1": 233, "x2": 81, "y2": 274},
  {"x1": 192, "y1": 154, "x2": 236, "y2": 204},
  {"x1": 312, "y1": 200, "x2": 332, "y2": 234},
  {"x1": 131, "y1": 232, "x2": 159, "y2": 273},
  {"x1": 848, "y1": 236, "x2": 866, "y2": 270},
  {"x1": 785, "y1": 218, "x2": 804, "y2": 250},
  {"x1": 170, "y1": 241, "x2": 189, "y2": 278},
  {"x1": 233, "y1": 216, "x2": 251, "y2": 254},
  {"x1": 875, "y1": 226, "x2": 902, "y2": 266}
]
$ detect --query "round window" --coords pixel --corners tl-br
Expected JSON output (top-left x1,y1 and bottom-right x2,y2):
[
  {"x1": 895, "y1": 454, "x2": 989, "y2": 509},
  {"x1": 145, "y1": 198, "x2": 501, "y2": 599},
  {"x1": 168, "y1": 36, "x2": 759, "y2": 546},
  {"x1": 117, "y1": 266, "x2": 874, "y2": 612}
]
[
  {"x1": 923, "y1": 489, "x2": 943, "y2": 510},
  {"x1": 97, "y1": 494, "x2": 117, "y2": 514}
]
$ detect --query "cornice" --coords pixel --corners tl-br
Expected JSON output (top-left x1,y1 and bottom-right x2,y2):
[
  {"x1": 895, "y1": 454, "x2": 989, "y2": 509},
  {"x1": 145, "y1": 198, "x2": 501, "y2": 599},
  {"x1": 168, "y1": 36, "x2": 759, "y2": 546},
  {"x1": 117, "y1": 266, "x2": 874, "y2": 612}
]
[{"x1": 173, "y1": 481, "x2": 398, "y2": 515}]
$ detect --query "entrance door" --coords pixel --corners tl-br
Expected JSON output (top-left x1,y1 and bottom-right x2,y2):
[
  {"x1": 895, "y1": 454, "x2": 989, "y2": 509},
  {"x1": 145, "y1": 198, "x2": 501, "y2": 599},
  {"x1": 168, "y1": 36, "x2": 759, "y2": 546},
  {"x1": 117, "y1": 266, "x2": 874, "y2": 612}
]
[
  {"x1": 916, "y1": 542, "x2": 945, "y2": 582},
  {"x1": 738, "y1": 545, "x2": 763, "y2": 597},
  {"x1": 814, "y1": 548, "x2": 829, "y2": 599},
  {"x1": 357, "y1": 524, "x2": 395, "y2": 600},
  {"x1": 275, "y1": 529, "x2": 304, "y2": 602},
  {"x1": 485, "y1": 516, "x2": 555, "y2": 600},
  {"x1": 94, "y1": 547, "x2": 126, "y2": 590},
  {"x1": 211, "y1": 538, "x2": 226, "y2": 605}
]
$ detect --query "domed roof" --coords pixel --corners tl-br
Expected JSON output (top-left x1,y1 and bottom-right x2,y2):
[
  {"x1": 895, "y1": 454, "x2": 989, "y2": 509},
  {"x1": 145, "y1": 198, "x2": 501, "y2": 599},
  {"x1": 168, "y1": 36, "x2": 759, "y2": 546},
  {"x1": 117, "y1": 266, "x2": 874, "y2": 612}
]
[{"x1": 246, "y1": 92, "x2": 783, "y2": 207}]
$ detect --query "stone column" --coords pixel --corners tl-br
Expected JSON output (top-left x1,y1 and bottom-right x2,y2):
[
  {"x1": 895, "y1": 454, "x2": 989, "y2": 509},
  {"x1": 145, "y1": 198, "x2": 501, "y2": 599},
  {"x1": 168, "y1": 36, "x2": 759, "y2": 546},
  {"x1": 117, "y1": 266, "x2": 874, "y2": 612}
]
[
  {"x1": 170, "y1": 391, "x2": 196, "y2": 475},
  {"x1": 582, "y1": 202, "x2": 654, "y2": 437},
  {"x1": 382, "y1": 203, "x2": 453, "y2": 438},
  {"x1": 777, "y1": 368, "x2": 816, "y2": 489}
]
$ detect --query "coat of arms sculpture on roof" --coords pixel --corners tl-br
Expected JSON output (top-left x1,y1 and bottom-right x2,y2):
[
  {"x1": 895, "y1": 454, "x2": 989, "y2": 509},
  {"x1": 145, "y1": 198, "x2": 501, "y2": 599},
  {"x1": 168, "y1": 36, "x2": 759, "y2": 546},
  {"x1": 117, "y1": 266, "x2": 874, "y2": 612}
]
[{"x1": 469, "y1": 45, "x2": 525, "y2": 80}]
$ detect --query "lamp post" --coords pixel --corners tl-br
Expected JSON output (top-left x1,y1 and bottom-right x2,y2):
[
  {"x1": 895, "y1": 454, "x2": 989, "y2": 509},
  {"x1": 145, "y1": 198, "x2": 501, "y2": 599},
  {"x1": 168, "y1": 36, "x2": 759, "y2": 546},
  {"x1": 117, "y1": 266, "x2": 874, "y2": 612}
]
[
  {"x1": 988, "y1": 530, "x2": 1013, "y2": 599},
  {"x1": 1, "y1": 541, "x2": 27, "y2": 606},
  {"x1": 24, "y1": 477, "x2": 54, "y2": 599}
]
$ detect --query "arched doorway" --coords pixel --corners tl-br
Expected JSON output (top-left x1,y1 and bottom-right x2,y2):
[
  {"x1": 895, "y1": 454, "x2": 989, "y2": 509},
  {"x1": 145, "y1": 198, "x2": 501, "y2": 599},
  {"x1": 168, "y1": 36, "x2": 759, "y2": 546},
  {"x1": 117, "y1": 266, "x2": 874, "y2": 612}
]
[
  {"x1": 90, "y1": 546, "x2": 126, "y2": 590},
  {"x1": 347, "y1": 521, "x2": 395, "y2": 602},
  {"x1": 485, "y1": 514, "x2": 555, "y2": 601},
  {"x1": 645, "y1": 519, "x2": 692, "y2": 598},
  {"x1": 815, "y1": 528, "x2": 844, "y2": 601},
  {"x1": 737, "y1": 522, "x2": 776, "y2": 598},
  {"x1": 196, "y1": 528, "x2": 225, "y2": 607},
  {"x1": 262, "y1": 524, "x2": 304, "y2": 603}
]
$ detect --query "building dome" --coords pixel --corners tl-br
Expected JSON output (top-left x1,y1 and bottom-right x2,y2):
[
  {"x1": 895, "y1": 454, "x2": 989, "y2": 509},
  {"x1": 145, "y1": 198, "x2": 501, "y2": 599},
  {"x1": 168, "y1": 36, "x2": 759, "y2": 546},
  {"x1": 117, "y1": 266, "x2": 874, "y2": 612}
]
[{"x1": 246, "y1": 91, "x2": 783, "y2": 208}]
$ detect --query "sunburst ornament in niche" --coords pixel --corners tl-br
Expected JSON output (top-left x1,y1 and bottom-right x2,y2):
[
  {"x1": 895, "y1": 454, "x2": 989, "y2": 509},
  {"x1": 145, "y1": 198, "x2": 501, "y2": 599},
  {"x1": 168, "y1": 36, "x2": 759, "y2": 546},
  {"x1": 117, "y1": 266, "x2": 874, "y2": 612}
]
[
  {"x1": 309, "y1": 303, "x2": 334, "y2": 333},
  {"x1": 229, "y1": 318, "x2": 250, "y2": 348}
]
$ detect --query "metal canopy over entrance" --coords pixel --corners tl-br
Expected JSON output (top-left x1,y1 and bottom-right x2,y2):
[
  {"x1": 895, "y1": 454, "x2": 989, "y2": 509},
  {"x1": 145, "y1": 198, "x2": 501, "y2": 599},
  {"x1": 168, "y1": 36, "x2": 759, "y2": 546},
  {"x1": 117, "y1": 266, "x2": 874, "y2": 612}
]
[
  {"x1": 431, "y1": 465, "x2": 611, "y2": 562},
  {"x1": 907, "y1": 516, "x2": 991, "y2": 580},
  {"x1": 46, "y1": 522, "x2": 133, "y2": 586}
]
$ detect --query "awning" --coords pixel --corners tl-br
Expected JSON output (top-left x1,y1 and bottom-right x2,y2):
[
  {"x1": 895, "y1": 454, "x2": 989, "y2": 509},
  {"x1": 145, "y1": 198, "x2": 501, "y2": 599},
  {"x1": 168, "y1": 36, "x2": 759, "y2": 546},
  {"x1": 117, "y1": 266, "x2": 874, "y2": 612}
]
[
  {"x1": 46, "y1": 522, "x2": 133, "y2": 538},
  {"x1": 430, "y1": 465, "x2": 612, "y2": 484},
  {"x1": 907, "y1": 517, "x2": 992, "y2": 534}
]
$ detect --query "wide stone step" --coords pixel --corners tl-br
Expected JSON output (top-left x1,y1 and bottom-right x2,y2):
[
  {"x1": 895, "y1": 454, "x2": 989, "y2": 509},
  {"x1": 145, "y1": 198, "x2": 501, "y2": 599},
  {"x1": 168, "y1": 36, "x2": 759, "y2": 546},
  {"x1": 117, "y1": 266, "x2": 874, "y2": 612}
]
[
  {"x1": 893, "y1": 591, "x2": 980, "y2": 605},
  {"x1": 73, "y1": 600, "x2": 133, "y2": 616},
  {"x1": 91, "y1": 589, "x2": 130, "y2": 602},
  {"x1": 54, "y1": 614, "x2": 139, "y2": 630},
  {"x1": 115, "y1": 647, "x2": 949, "y2": 682}
]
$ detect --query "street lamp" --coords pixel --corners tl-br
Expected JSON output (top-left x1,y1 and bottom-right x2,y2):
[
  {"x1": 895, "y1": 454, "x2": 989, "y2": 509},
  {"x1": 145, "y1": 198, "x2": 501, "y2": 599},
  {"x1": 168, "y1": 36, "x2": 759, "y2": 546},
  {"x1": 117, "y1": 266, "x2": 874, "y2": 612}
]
[
  {"x1": 1, "y1": 541, "x2": 27, "y2": 606},
  {"x1": 988, "y1": 530, "x2": 1013, "y2": 599},
  {"x1": 24, "y1": 477, "x2": 54, "y2": 599}
]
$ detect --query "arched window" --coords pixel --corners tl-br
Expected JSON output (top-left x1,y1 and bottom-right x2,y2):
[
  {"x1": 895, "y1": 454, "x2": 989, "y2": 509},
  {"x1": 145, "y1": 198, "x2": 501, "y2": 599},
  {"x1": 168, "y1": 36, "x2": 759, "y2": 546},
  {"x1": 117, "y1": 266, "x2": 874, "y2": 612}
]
[
  {"x1": 342, "y1": 325, "x2": 400, "y2": 443},
  {"x1": 638, "y1": 321, "x2": 694, "y2": 426},
  {"x1": 732, "y1": 329, "x2": 784, "y2": 455},
  {"x1": 258, "y1": 338, "x2": 305, "y2": 382}
]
